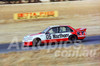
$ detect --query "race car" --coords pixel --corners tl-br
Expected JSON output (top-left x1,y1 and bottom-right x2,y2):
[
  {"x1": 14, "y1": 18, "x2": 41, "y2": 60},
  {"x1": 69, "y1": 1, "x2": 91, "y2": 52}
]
[{"x1": 23, "y1": 25, "x2": 86, "y2": 47}]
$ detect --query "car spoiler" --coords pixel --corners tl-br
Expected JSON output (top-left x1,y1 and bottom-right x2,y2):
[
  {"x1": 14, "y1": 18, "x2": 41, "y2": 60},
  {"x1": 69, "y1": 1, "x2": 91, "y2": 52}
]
[{"x1": 76, "y1": 28, "x2": 86, "y2": 31}]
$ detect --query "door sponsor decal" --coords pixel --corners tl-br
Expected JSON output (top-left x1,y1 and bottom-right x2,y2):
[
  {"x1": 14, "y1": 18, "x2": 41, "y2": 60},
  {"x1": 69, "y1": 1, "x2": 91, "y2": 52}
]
[
  {"x1": 53, "y1": 34, "x2": 69, "y2": 38},
  {"x1": 46, "y1": 34, "x2": 69, "y2": 40}
]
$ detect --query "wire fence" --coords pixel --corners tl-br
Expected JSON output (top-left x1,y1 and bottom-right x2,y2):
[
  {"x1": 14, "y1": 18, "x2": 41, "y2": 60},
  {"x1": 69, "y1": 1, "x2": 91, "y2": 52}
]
[{"x1": 0, "y1": 0, "x2": 79, "y2": 4}]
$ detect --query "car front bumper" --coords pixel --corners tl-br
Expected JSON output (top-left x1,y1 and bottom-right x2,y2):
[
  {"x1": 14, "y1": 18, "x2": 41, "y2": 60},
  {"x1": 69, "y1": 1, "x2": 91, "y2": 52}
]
[{"x1": 24, "y1": 41, "x2": 33, "y2": 47}]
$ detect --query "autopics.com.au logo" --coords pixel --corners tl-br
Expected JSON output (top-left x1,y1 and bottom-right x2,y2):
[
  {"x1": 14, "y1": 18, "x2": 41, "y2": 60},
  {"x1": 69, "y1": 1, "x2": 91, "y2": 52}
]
[
  {"x1": 53, "y1": 45, "x2": 98, "y2": 58},
  {"x1": 7, "y1": 36, "x2": 99, "y2": 58}
]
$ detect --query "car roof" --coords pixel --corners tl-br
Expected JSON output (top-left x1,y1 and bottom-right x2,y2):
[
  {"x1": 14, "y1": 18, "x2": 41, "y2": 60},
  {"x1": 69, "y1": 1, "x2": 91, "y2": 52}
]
[{"x1": 49, "y1": 25, "x2": 69, "y2": 28}]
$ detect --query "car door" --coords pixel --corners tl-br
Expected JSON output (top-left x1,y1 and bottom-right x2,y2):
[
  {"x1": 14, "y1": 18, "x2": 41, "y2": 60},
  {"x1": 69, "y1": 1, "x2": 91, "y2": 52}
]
[
  {"x1": 45, "y1": 26, "x2": 73, "y2": 42},
  {"x1": 45, "y1": 27, "x2": 59, "y2": 42},
  {"x1": 56, "y1": 26, "x2": 73, "y2": 41}
]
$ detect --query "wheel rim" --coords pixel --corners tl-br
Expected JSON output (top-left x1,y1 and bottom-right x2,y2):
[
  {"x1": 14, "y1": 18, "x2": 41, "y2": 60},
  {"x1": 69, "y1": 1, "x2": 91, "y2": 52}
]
[
  {"x1": 69, "y1": 36, "x2": 77, "y2": 43},
  {"x1": 71, "y1": 36, "x2": 76, "y2": 41},
  {"x1": 36, "y1": 40, "x2": 41, "y2": 46},
  {"x1": 33, "y1": 39, "x2": 41, "y2": 46}
]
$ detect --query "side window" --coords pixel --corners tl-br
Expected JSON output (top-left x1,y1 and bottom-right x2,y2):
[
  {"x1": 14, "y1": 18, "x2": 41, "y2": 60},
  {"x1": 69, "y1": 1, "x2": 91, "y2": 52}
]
[
  {"x1": 59, "y1": 26, "x2": 73, "y2": 33},
  {"x1": 48, "y1": 29, "x2": 54, "y2": 34},
  {"x1": 65, "y1": 26, "x2": 73, "y2": 32},
  {"x1": 59, "y1": 27, "x2": 66, "y2": 33},
  {"x1": 46, "y1": 27, "x2": 58, "y2": 34}
]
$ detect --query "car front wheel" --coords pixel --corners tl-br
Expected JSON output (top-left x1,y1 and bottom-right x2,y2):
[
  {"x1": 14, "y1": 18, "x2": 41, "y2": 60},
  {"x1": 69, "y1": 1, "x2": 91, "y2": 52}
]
[{"x1": 33, "y1": 38, "x2": 41, "y2": 47}]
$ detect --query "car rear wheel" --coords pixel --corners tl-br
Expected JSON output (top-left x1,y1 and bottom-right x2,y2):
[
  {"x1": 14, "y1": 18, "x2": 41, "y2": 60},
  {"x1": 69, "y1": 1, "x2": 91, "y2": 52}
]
[
  {"x1": 69, "y1": 35, "x2": 77, "y2": 43},
  {"x1": 33, "y1": 38, "x2": 41, "y2": 47}
]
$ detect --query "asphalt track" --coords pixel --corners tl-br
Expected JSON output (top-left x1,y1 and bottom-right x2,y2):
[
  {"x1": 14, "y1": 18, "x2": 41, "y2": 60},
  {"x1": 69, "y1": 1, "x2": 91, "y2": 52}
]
[{"x1": 0, "y1": 35, "x2": 100, "y2": 54}]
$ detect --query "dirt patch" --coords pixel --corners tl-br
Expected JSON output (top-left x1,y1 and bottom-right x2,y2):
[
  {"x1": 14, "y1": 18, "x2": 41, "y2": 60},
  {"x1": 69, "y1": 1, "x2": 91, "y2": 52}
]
[
  {"x1": 0, "y1": 1, "x2": 100, "y2": 22},
  {"x1": 0, "y1": 44, "x2": 100, "y2": 66}
]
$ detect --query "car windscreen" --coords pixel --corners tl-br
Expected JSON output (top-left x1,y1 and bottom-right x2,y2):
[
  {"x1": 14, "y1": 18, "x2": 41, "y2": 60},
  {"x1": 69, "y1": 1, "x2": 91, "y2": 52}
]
[{"x1": 41, "y1": 27, "x2": 50, "y2": 33}]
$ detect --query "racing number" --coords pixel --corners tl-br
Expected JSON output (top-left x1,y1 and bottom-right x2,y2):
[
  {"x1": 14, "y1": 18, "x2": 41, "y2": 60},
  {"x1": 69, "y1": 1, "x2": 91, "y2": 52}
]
[{"x1": 46, "y1": 34, "x2": 51, "y2": 39}]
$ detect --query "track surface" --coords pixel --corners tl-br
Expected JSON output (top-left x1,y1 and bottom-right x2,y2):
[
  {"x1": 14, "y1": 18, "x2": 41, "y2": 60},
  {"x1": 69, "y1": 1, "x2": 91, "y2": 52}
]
[{"x1": 0, "y1": 35, "x2": 100, "y2": 53}]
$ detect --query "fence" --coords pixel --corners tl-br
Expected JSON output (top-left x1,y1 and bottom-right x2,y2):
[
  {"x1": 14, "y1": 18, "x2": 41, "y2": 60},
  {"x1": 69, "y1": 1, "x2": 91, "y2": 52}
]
[{"x1": 0, "y1": 0, "x2": 79, "y2": 4}]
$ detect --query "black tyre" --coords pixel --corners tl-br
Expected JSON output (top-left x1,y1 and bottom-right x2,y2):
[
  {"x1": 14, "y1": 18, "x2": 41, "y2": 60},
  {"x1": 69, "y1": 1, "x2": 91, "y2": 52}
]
[
  {"x1": 69, "y1": 35, "x2": 77, "y2": 43},
  {"x1": 33, "y1": 38, "x2": 41, "y2": 47}
]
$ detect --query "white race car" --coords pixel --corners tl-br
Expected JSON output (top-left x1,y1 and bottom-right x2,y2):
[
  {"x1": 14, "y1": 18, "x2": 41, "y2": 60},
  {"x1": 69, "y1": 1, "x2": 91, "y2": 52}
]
[{"x1": 23, "y1": 25, "x2": 86, "y2": 47}]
